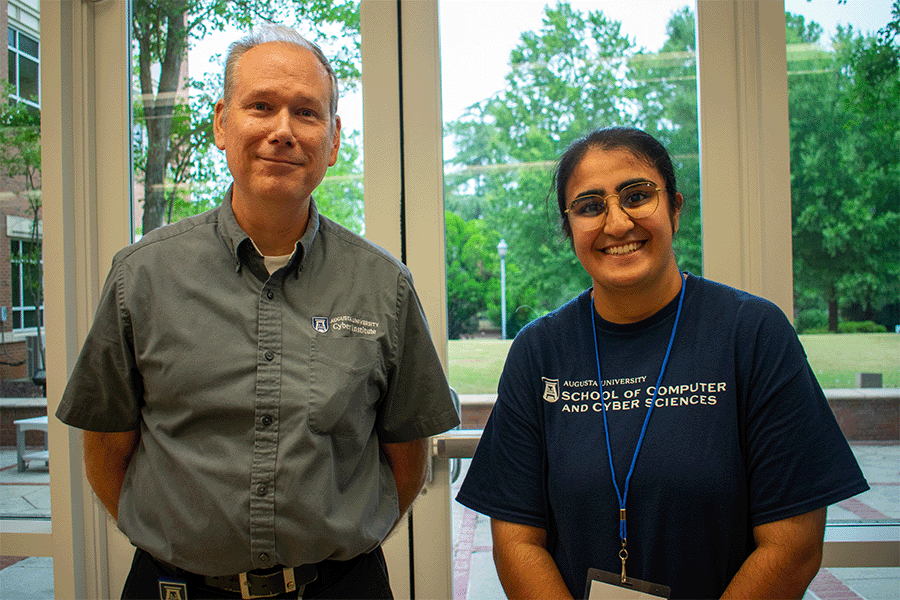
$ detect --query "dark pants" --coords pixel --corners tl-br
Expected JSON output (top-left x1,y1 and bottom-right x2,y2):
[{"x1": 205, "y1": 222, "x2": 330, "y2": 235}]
[{"x1": 121, "y1": 547, "x2": 394, "y2": 600}]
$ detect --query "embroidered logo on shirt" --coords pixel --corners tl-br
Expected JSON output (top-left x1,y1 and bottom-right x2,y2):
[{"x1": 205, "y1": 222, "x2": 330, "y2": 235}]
[
  {"x1": 542, "y1": 377, "x2": 560, "y2": 403},
  {"x1": 331, "y1": 315, "x2": 379, "y2": 335},
  {"x1": 313, "y1": 315, "x2": 379, "y2": 335}
]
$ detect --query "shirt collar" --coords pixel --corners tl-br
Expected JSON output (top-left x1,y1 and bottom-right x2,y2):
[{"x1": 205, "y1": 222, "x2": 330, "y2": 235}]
[{"x1": 216, "y1": 185, "x2": 322, "y2": 280}]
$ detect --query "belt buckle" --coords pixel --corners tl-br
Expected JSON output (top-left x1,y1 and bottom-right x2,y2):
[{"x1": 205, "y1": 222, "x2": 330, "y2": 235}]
[{"x1": 238, "y1": 567, "x2": 296, "y2": 600}]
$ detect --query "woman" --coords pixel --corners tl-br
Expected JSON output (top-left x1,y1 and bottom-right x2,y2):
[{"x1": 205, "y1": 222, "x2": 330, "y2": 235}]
[{"x1": 456, "y1": 127, "x2": 868, "y2": 599}]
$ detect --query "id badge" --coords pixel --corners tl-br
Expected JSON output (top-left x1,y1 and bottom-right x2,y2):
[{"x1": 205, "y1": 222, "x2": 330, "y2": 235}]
[{"x1": 584, "y1": 568, "x2": 670, "y2": 600}]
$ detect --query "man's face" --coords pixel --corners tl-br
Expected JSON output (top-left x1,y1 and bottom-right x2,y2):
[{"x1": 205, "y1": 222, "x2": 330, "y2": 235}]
[{"x1": 213, "y1": 42, "x2": 341, "y2": 208}]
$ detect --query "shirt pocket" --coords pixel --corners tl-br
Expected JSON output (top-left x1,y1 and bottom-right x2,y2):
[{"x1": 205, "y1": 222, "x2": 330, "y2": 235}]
[{"x1": 308, "y1": 337, "x2": 383, "y2": 439}]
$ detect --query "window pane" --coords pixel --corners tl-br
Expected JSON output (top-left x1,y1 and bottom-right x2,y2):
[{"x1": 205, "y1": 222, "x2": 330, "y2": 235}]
[
  {"x1": 18, "y1": 57, "x2": 38, "y2": 104},
  {"x1": 1, "y1": 13, "x2": 47, "y2": 534},
  {"x1": 8, "y1": 49, "x2": 16, "y2": 89},
  {"x1": 442, "y1": 1, "x2": 700, "y2": 391},
  {"x1": 11, "y1": 258, "x2": 22, "y2": 302},
  {"x1": 441, "y1": 1, "x2": 700, "y2": 596},
  {"x1": 131, "y1": 4, "x2": 362, "y2": 238},
  {"x1": 19, "y1": 32, "x2": 38, "y2": 58},
  {"x1": 784, "y1": 0, "x2": 899, "y2": 534},
  {"x1": 22, "y1": 262, "x2": 40, "y2": 307}
]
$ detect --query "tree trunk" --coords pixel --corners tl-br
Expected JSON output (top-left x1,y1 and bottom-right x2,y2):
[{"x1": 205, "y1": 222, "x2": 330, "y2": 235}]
[
  {"x1": 139, "y1": 11, "x2": 188, "y2": 234},
  {"x1": 828, "y1": 292, "x2": 839, "y2": 333}
]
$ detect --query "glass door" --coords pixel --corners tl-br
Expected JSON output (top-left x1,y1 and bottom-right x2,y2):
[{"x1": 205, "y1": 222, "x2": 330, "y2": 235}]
[
  {"x1": 784, "y1": 0, "x2": 899, "y2": 543},
  {"x1": 1, "y1": 10, "x2": 51, "y2": 597},
  {"x1": 130, "y1": 2, "x2": 363, "y2": 237},
  {"x1": 439, "y1": 1, "x2": 701, "y2": 597}
]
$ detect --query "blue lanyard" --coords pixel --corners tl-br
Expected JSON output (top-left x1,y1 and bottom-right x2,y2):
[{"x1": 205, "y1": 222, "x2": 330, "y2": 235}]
[{"x1": 590, "y1": 271, "x2": 686, "y2": 555}]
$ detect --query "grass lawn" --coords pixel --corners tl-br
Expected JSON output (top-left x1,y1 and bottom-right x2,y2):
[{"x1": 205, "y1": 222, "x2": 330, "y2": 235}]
[
  {"x1": 798, "y1": 333, "x2": 899, "y2": 389},
  {"x1": 447, "y1": 333, "x2": 899, "y2": 394}
]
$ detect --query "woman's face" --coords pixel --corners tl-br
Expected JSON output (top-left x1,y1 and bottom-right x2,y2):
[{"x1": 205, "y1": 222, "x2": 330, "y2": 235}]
[{"x1": 565, "y1": 146, "x2": 682, "y2": 301}]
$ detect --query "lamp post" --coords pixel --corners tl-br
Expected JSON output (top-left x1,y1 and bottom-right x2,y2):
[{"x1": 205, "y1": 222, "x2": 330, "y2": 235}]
[{"x1": 497, "y1": 239, "x2": 508, "y2": 340}]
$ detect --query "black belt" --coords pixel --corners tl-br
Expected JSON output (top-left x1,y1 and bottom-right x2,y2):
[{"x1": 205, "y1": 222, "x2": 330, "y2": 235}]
[{"x1": 203, "y1": 564, "x2": 318, "y2": 599}]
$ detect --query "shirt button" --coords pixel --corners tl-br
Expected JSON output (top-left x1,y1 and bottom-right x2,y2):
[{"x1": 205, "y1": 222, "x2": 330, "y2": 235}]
[
  {"x1": 264, "y1": 350, "x2": 275, "y2": 361},
  {"x1": 260, "y1": 415, "x2": 273, "y2": 427},
  {"x1": 266, "y1": 290, "x2": 275, "y2": 300},
  {"x1": 259, "y1": 553, "x2": 269, "y2": 563},
  {"x1": 256, "y1": 484, "x2": 268, "y2": 496}
]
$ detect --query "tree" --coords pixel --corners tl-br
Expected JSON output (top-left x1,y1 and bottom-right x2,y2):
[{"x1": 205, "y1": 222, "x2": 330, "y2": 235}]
[
  {"x1": 631, "y1": 6, "x2": 702, "y2": 276},
  {"x1": 314, "y1": 130, "x2": 364, "y2": 235},
  {"x1": 445, "y1": 2, "x2": 641, "y2": 323},
  {"x1": 0, "y1": 83, "x2": 44, "y2": 369},
  {"x1": 132, "y1": 0, "x2": 360, "y2": 235},
  {"x1": 788, "y1": 14, "x2": 899, "y2": 331},
  {"x1": 444, "y1": 2, "x2": 702, "y2": 328},
  {"x1": 445, "y1": 212, "x2": 498, "y2": 339}
]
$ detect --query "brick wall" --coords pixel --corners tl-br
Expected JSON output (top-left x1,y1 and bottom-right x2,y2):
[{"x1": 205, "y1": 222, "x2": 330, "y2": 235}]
[
  {"x1": 459, "y1": 392, "x2": 900, "y2": 442},
  {"x1": 0, "y1": 1, "x2": 7, "y2": 83},
  {"x1": 0, "y1": 340, "x2": 27, "y2": 379},
  {"x1": 0, "y1": 402, "x2": 45, "y2": 447},
  {"x1": 1, "y1": 184, "x2": 41, "y2": 380},
  {"x1": 829, "y1": 393, "x2": 899, "y2": 442}
]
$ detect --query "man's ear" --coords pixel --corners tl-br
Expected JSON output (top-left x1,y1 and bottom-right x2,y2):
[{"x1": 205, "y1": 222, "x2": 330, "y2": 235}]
[
  {"x1": 213, "y1": 99, "x2": 227, "y2": 150},
  {"x1": 328, "y1": 115, "x2": 342, "y2": 167}
]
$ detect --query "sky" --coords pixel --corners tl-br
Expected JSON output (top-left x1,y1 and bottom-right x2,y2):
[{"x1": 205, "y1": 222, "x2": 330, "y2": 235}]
[
  {"x1": 437, "y1": 0, "x2": 894, "y2": 123},
  {"x1": 189, "y1": 0, "x2": 895, "y2": 134}
]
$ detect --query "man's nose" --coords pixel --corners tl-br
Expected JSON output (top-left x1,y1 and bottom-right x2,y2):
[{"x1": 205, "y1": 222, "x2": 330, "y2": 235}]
[{"x1": 270, "y1": 109, "x2": 295, "y2": 146}]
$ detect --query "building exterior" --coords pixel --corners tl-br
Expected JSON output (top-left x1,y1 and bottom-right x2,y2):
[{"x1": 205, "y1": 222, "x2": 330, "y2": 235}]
[{"x1": 1, "y1": 0, "x2": 43, "y2": 388}]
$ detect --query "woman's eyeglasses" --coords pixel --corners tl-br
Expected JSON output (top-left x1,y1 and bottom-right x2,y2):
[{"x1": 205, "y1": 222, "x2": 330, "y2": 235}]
[{"x1": 565, "y1": 182, "x2": 661, "y2": 231}]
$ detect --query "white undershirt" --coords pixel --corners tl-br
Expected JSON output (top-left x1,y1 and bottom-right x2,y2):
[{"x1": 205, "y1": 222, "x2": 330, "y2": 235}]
[{"x1": 250, "y1": 239, "x2": 296, "y2": 275}]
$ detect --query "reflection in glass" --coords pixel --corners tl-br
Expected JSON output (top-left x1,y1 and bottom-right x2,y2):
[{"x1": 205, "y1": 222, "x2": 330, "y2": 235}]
[
  {"x1": 786, "y1": 0, "x2": 898, "y2": 531},
  {"x1": 1, "y1": 17, "x2": 47, "y2": 524},
  {"x1": 129, "y1": 1, "x2": 363, "y2": 238},
  {"x1": 441, "y1": 0, "x2": 699, "y2": 385}
]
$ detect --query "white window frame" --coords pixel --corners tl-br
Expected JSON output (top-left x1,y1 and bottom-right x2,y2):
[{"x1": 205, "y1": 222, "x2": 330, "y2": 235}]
[
  {"x1": 9, "y1": 235, "x2": 44, "y2": 334},
  {"x1": 7, "y1": 24, "x2": 41, "y2": 109},
  {"x1": 1, "y1": 1, "x2": 892, "y2": 598}
]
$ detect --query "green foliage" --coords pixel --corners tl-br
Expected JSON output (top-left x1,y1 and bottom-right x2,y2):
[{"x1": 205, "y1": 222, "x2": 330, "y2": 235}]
[
  {"x1": 795, "y1": 308, "x2": 829, "y2": 334},
  {"x1": 0, "y1": 81, "x2": 41, "y2": 193},
  {"x1": 631, "y1": 6, "x2": 701, "y2": 276},
  {"x1": 132, "y1": 0, "x2": 361, "y2": 235},
  {"x1": 837, "y1": 321, "x2": 888, "y2": 334},
  {"x1": 314, "y1": 130, "x2": 364, "y2": 234},
  {"x1": 1, "y1": 83, "x2": 44, "y2": 364},
  {"x1": 788, "y1": 15, "x2": 900, "y2": 331},
  {"x1": 445, "y1": 212, "x2": 499, "y2": 339},
  {"x1": 444, "y1": 2, "x2": 641, "y2": 325},
  {"x1": 443, "y1": 2, "x2": 700, "y2": 330}
]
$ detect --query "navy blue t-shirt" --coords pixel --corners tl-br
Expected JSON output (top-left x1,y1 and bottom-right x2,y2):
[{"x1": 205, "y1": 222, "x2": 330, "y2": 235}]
[{"x1": 456, "y1": 274, "x2": 868, "y2": 599}]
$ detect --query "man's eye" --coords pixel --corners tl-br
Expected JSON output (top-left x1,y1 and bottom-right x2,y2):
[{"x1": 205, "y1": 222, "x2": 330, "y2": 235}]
[{"x1": 252, "y1": 102, "x2": 268, "y2": 111}]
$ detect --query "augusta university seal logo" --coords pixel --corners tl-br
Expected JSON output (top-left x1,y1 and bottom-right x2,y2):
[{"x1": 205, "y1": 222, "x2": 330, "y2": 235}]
[
  {"x1": 542, "y1": 377, "x2": 560, "y2": 403},
  {"x1": 312, "y1": 317, "x2": 329, "y2": 333}
]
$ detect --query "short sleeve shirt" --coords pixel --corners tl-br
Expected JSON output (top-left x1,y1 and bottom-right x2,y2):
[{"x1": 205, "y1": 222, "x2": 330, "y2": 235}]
[
  {"x1": 57, "y1": 190, "x2": 460, "y2": 575},
  {"x1": 456, "y1": 274, "x2": 868, "y2": 599}
]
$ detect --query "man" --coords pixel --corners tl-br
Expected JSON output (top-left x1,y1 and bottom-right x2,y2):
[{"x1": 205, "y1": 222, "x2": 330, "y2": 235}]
[{"x1": 56, "y1": 25, "x2": 459, "y2": 600}]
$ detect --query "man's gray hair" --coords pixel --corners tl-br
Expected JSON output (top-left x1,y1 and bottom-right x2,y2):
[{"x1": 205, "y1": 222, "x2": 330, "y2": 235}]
[{"x1": 221, "y1": 24, "x2": 339, "y2": 119}]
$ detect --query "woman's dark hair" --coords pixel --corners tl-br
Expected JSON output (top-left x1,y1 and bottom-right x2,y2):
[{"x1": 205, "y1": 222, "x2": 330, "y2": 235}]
[{"x1": 553, "y1": 126, "x2": 682, "y2": 239}]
